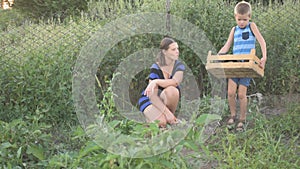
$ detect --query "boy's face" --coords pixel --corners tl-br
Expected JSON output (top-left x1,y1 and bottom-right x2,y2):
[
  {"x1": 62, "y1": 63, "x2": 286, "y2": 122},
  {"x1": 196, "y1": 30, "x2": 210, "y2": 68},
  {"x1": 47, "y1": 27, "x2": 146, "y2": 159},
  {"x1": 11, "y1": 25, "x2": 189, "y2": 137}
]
[{"x1": 235, "y1": 14, "x2": 251, "y2": 28}]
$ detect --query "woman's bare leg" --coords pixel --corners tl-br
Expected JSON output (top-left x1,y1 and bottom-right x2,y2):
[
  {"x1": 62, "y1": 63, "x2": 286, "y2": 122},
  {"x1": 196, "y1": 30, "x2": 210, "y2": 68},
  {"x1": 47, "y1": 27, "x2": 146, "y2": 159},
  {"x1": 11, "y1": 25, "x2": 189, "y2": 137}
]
[
  {"x1": 143, "y1": 105, "x2": 167, "y2": 127},
  {"x1": 160, "y1": 86, "x2": 180, "y2": 114},
  {"x1": 147, "y1": 88, "x2": 177, "y2": 124}
]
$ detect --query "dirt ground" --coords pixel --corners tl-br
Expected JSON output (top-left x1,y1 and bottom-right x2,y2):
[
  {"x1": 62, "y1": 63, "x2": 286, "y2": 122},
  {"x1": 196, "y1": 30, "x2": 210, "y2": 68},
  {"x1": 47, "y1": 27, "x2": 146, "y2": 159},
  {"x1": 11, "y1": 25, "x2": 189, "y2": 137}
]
[{"x1": 259, "y1": 93, "x2": 300, "y2": 117}]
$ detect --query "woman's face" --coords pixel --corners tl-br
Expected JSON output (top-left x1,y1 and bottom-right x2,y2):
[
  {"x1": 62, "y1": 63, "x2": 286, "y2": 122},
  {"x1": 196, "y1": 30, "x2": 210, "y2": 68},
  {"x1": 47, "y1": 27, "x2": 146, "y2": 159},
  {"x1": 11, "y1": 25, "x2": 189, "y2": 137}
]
[
  {"x1": 235, "y1": 13, "x2": 250, "y2": 28},
  {"x1": 164, "y1": 42, "x2": 179, "y2": 61}
]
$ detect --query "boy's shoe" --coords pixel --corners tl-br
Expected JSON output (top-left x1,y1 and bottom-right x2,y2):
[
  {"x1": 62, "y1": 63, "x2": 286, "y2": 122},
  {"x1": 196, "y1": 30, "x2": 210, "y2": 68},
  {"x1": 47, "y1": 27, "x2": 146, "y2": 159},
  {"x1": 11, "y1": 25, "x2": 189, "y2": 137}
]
[
  {"x1": 227, "y1": 115, "x2": 236, "y2": 130},
  {"x1": 236, "y1": 120, "x2": 245, "y2": 132}
]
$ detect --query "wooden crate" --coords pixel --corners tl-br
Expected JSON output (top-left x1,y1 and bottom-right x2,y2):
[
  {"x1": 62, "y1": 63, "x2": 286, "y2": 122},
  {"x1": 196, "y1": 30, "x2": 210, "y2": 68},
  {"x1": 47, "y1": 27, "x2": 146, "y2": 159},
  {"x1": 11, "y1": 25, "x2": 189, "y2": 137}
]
[{"x1": 206, "y1": 49, "x2": 264, "y2": 78}]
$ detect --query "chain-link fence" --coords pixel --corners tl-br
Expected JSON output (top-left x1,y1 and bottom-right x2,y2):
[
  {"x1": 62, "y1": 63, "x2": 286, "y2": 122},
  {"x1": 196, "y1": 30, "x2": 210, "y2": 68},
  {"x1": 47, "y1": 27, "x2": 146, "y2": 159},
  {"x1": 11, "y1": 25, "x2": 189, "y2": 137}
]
[
  {"x1": 0, "y1": 1, "x2": 299, "y2": 168},
  {"x1": 0, "y1": 0, "x2": 299, "y2": 120}
]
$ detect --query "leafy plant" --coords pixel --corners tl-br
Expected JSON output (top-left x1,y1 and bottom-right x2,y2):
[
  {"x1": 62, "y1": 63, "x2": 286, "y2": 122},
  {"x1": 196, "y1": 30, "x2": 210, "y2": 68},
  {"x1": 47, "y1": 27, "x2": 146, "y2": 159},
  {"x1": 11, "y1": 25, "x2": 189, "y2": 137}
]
[
  {"x1": 0, "y1": 0, "x2": 299, "y2": 168},
  {"x1": 13, "y1": 0, "x2": 89, "y2": 21}
]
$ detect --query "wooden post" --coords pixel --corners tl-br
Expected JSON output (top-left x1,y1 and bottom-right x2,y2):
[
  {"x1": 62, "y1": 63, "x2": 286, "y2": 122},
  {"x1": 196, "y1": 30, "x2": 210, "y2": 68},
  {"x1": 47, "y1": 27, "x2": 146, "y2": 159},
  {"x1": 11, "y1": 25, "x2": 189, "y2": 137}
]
[{"x1": 166, "y1": 0, "x2": 171, "y2": 33}]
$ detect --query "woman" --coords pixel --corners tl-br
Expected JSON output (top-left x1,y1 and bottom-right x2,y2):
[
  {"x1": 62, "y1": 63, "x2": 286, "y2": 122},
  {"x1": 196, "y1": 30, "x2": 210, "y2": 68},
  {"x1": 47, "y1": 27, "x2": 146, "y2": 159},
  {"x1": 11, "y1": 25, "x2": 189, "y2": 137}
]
[{"x1": 138, "y1": 37, "x2": 185, "y2": 127}]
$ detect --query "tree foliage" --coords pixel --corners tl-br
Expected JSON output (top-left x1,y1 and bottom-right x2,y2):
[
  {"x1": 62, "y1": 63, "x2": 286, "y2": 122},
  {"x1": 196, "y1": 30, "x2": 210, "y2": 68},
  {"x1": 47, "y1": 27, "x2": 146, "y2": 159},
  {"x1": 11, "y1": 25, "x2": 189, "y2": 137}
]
[{"x1": 13, "y1": 0, "x2": 89, "y2": 21}]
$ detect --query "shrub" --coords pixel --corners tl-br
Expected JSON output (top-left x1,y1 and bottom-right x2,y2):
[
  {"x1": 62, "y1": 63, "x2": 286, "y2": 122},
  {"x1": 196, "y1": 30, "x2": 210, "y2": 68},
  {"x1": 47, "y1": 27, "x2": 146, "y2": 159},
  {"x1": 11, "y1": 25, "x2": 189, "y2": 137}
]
[
  {"x1": 13, "y1": 0, "x2": 89, "y2": 21},
  {"x1": 0, "y1": 9, "x2": 26, "y2": 31}
]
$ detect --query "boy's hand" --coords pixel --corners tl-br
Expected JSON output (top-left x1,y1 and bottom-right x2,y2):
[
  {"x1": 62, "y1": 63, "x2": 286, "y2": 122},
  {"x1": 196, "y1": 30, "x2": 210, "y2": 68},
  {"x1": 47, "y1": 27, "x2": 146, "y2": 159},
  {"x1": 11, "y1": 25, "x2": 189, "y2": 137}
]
[{"x1": 259, "y1": 57, "x2": 267, "y2": 69}]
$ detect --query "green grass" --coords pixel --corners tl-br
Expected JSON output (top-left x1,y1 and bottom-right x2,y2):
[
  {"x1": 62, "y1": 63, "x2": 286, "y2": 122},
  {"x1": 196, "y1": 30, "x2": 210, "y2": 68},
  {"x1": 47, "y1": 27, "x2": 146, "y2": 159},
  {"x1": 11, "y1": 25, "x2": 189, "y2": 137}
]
[
  {"x1": 1, "y1": 97, "x2": 298, "y2": 168},
  {"x1": 203, "y1": 104, "x2": 300, "y2": 169},
  {"x1": 0, "y1": 0, "x2": 299, "y2": 168}
]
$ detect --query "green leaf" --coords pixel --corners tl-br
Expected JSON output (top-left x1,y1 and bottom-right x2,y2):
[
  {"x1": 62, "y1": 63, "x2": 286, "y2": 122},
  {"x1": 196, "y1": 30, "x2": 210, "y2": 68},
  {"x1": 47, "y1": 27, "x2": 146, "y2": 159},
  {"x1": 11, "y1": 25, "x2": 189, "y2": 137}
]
[
  {"x1": 26, "y1": 144, "x2": 45, "y2": 160},
  {"x1": 160, "y1": 160, "x2": 175, "y2": 168},
  {"x1": 195, "y1": 114, "x2": 221, "y2": 125},
  {"x1": 108, "y1": 120, "x2": 121, "y2": 128},
  {"x1": 1, "y1": 142, "x2": 16, "y2": 149},
  {"x1": 173, "y1": 144, "x2": 184, "y2": 153},
  {"x1": 17, "y1": 146, "x2": 22, "y2": 159},
  {"x1": 78, "y1": 141, "x2": 102, "y2": 158},
  {"x1": 183, "y1": 140, "x2": 199, "y2": 152}
]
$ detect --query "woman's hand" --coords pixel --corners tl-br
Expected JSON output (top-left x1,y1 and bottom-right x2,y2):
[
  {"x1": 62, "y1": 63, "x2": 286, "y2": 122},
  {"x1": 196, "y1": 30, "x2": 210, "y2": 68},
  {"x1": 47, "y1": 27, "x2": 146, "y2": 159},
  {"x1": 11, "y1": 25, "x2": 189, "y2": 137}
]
[
  {"x1": 164, "y1": 111, "x2": 178, "y2": 124},
  {"x1": 144, "y1": 80, "x2": 157, "y2": 97}
]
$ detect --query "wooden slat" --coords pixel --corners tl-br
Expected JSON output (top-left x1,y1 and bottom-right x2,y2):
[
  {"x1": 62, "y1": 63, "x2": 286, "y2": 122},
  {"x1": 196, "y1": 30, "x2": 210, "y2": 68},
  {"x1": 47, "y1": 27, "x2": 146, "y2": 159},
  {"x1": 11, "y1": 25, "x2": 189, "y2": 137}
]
[
  {"x1": 207, "y1": 55, "x2": 254, "y2": 61},
  {"x1": 205, "y1": 49, "x2": 264, "y2": 78}
]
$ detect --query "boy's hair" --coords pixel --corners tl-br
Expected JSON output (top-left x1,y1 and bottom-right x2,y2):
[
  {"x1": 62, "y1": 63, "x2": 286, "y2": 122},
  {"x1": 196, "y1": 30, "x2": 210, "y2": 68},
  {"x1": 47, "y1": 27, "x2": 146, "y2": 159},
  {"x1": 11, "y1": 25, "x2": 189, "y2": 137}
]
[{"x1": 234, "y1": 1, "x2": 252, "y2": 16}]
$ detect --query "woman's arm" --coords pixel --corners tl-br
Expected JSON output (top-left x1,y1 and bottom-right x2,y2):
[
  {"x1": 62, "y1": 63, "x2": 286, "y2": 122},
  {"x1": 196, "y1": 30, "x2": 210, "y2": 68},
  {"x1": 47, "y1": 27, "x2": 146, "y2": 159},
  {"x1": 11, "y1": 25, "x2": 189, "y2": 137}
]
[
  {"x1": 153, "y1": 71, "x2": 183, "y2": 88},
  {"x1": 144, "y1": 71, "x2": 183, "y2": 96},
  {"x1": 218, "y1": 27, "x2": 235, "y2": 54},
  {"x1": 250, "y1": 22, "x2": 267, "y2": 68}
]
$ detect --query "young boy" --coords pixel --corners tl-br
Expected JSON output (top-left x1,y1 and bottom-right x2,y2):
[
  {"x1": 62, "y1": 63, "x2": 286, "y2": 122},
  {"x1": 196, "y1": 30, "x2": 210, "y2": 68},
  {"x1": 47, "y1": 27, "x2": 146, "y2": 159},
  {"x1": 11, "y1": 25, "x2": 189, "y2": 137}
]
[{"x1": 218, "y1": 1, "x2": 267, "y2": 131}]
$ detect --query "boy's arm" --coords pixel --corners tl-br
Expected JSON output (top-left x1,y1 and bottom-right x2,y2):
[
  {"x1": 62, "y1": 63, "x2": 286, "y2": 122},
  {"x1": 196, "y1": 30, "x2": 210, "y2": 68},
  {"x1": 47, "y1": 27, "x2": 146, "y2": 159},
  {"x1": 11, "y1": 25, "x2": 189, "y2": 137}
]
[
  {"x1": 218, "y1": 27, "x2": 235, "y2": 54},
  {"x1": 250, "y1": 22, "x2": 267, "y2": 69}
]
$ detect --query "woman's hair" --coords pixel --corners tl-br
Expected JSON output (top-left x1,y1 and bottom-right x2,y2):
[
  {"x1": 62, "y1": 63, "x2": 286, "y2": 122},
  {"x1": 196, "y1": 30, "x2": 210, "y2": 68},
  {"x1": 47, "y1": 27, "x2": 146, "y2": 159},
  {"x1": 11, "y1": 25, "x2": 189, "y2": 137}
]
[
  {"x1": 234, "y1": 1, "x2": 252, "y2": 16},
  {"x1": 156, "y1": 37, "x2": 176, "y2": 66}
]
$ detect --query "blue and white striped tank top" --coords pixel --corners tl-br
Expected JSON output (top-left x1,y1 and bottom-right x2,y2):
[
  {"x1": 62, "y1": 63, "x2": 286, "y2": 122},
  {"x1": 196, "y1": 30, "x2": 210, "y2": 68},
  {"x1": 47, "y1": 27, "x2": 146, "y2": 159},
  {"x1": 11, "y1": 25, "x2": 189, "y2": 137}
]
[{"x1": 233, "y1": 23, "x2": 256, "y2": 55}]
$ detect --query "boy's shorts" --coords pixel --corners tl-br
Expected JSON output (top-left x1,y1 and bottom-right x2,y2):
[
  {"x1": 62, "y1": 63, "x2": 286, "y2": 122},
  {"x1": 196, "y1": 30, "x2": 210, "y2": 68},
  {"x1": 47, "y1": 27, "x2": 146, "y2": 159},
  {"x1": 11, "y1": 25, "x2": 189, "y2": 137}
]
[{"x1": 230, "y1": 78, "x2": 251, "y2": 87}]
